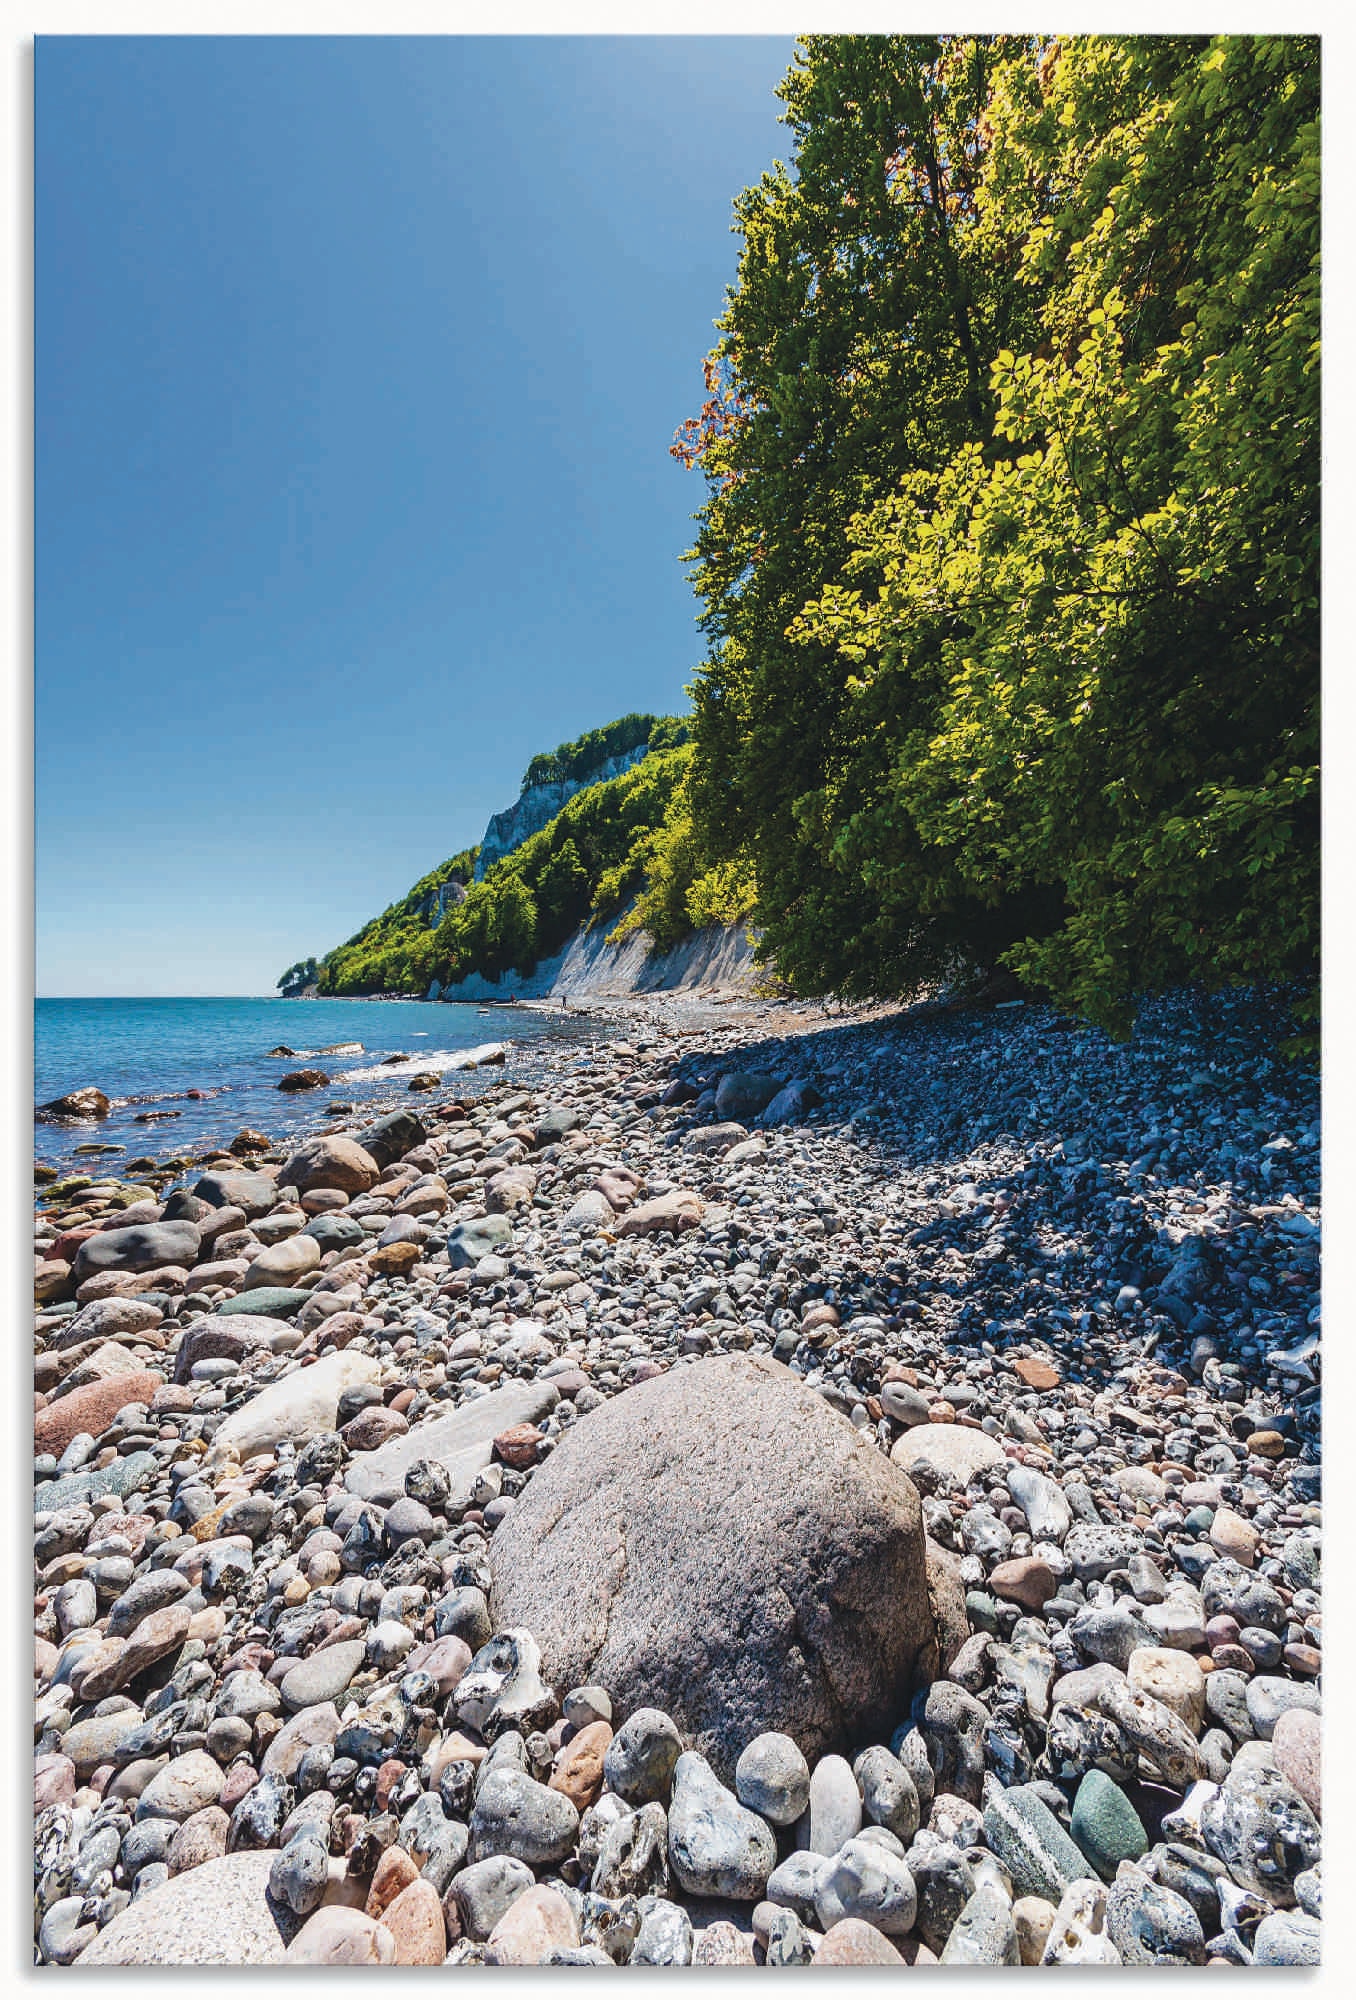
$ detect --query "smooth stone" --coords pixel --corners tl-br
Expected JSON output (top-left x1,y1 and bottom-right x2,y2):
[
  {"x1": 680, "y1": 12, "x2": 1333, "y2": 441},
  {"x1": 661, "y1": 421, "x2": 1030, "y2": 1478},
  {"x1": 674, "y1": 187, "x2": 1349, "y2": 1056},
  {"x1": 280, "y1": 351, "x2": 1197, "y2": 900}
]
[
  {"x1": 1005, "y1": 1462, "x2": 1072, "y2": 1541},
  {"x1": 485, "y1": 1883, "x2": 580, "y2": 1965},
  {"x1": 279, "y1": 1640, "x2": 366, "y2": 1712},
  {"x1": 1070, "y1": 1768, "x2": 1148, "y2": 1880},
  {"x1": 813, "y1": 1918, "x2": 905, "y2": 1965},
  {"x1": 283, "y1": 1906, "x2": 397, "y2": 1964},
  {"x1": 239, "y1": 1233, "x2": 321, "y2": 1292},
  {"x1": 1127, "y1": 1645, "x2": 1205, "y2": 1731},
  {"x1": 1246, "y1": 1674, "x2": 1321, "y2": 1740},
  {"x1": 381, "y1": 1876, "x2": 447, "y2": 1964},
  {"x1": 469, "y1": 1766, "x2": 579, "y2": 1867},
  {"x1": 1271, "y1": 1706, "x2": 1320, "y2": 1816},
  {"x1": 982, "y1": 1779, "x2": 1088, "y2": 1901},
  {"x1": 344, "y1": 1376, "x2": 559, "y2": 1506},
  {"x1": 855, "y1": 1744, "x2": 920, "y2": 1843},
  {"x1": 491, "y1": 1353, "x2": 963, "y2": 1777},
  {"x1": 667, "y1": 1750, "x2": 777, "y2": 1900},
  {"x1": 279, "y1": 1135, "x2": 380, "y2": 1197},
  {"x1": 813, "y1": 1835, "x2": 917, "y2": 1935},
  {"x1": 213, "y1": 1287, "x2": 315, "y2": 1323},
  {"x1": 1012, "y1": 1893, "x2": 1057, "y2": 1965},
  {"x1": 136, "y1": 1749, "x2": 224, "y2": 1822},
  {"x1": 807, "y1": 1753, "x2": 862, "y2": 1855},
  {"x1": 892, "y1": 1423, "x2": 1006, "y2": 1485},
  {"x1": 735, "y1": 1731, "x2": 810, "y2": 1826},
  {"x1": 448, "y1": 1855, "x2": 535, "y2": 1940},
  {"x1": 207, "y1": 1349, "x2": 382, "y2": 1463},
  {"x1": 939, "y1": 1881, "x2": 1021, "y2": 1965}
]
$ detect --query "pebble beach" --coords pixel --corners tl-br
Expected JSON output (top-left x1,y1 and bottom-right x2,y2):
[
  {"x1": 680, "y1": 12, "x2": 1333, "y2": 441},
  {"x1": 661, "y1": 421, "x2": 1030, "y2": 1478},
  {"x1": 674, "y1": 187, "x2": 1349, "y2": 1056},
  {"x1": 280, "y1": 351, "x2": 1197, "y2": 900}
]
[{"x1": 32, "y1": 984, "x2": 1322, "y2": 1967}]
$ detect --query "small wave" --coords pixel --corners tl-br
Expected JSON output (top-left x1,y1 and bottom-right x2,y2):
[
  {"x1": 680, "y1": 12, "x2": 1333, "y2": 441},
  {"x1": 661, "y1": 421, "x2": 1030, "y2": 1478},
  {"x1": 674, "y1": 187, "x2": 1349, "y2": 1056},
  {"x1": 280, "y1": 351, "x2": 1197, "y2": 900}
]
[{"x1": 335, "y1": 1042, "x2": 508, "y2": 1083}]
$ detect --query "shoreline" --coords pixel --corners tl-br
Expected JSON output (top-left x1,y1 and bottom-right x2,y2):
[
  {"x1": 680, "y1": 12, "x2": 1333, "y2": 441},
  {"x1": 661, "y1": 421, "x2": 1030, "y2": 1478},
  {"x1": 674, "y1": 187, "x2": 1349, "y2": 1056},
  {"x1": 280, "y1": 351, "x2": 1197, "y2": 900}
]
[{"x1": 33, "y1": 984, "x2": 1321, "y2": 1966}]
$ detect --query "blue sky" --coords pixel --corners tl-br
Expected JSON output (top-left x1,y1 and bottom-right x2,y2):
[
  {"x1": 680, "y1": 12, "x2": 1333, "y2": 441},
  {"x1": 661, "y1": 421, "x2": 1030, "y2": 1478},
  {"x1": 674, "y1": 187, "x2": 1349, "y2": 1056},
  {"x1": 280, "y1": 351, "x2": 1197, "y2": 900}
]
[{"x1": 35, "y1": 34, "x2": 794, "y2": 994}]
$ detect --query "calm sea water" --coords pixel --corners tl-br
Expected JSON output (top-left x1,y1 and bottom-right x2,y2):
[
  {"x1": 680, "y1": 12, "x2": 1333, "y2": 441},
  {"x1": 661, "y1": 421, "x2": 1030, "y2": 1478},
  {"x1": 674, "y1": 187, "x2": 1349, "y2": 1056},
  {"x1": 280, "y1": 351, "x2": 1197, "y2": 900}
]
[{"x1": 34, "y1": 996, "x2": 594, "y2": 1172}]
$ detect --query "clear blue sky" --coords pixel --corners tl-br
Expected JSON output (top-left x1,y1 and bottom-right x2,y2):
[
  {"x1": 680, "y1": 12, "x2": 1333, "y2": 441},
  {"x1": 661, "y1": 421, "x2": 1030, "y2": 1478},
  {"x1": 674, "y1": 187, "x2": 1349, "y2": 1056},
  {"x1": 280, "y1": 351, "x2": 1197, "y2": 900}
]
[{"x1": 35, "y1": 34, "x2": 794, "y2": 995}]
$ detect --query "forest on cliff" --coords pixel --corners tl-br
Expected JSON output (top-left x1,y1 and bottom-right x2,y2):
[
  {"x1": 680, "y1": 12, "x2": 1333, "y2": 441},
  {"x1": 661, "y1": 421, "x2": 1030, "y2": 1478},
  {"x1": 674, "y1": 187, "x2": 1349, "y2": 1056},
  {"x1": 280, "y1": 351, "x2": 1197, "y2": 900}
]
[{"x1": 299, "y1": 35, "x2": 1317, "y2": 1033}]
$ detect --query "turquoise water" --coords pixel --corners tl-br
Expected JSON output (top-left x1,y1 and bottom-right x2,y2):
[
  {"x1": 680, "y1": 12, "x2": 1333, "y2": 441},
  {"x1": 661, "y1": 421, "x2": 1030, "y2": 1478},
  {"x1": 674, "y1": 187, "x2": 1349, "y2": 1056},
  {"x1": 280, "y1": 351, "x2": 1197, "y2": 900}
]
[{"x1": 33, "y1": 995, "x2": 585, "y2": 1170}]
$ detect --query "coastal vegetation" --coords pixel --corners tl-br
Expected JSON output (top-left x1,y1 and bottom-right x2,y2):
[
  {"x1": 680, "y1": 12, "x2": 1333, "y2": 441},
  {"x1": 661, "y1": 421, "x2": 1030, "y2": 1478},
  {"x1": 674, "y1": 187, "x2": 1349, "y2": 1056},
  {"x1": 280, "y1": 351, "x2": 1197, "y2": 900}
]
[
  {"x1": 673, "y1": 32, "x2": 1318, "y2": 1035},
  {"x1": 298, "y1": 35, "x2": 1317, "y2": 1036}
]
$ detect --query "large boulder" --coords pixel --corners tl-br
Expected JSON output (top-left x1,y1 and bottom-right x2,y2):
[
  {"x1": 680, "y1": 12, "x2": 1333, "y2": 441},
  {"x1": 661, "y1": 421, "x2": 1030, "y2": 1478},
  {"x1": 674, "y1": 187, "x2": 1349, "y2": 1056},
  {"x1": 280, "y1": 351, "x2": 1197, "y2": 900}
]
[
  {"x1": 73, "y1": 1850, "x2": 305, "y2": 1964},
  {"x1": 279, "y1": 1135, "x2": 380, "y2": 1197},
  {"x1": 72, "y1": 1220, "x2": 201, "y2": 1282},
  {"x1": 714, "y1": 1072, "x2": 783, "y2": 1121},
  {"x1": 490, "y1": 1354, "x2": 964, "y2": 1776}
]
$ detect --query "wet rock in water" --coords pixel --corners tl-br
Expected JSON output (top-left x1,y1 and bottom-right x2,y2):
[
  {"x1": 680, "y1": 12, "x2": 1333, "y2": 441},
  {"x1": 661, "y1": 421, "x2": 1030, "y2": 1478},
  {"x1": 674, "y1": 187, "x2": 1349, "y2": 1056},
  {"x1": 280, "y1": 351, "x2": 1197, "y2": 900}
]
[
  {"x1": 490, "y1": 1353, "x2": 959, "y2": 1775},
  {"x1": 40, "y1": 1087, "x2": 112, "y2": 1121},
  {"x1": 667, "y1": 1750, "x2": 777, "y2": 1900},
  {"x1": 278, "y1": 1070, "x2": 329, "y2": 1092}
]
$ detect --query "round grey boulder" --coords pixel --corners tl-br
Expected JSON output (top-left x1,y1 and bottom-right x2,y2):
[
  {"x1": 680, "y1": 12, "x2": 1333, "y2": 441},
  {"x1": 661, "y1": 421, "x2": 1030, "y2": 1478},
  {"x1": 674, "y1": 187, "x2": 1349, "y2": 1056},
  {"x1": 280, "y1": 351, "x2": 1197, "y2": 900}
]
[{"x1": 489, "y1": 1353, "x2": 964, "y2": 1777}]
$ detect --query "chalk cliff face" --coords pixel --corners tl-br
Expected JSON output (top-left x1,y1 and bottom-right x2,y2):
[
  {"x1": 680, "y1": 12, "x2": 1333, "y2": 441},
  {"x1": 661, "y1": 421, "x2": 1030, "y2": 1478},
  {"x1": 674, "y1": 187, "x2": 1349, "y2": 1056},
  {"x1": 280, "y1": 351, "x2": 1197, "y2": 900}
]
[
  {"x1": 429, "y1": 907, "x2": 759, "y2": 1003},
  {"x1": 472, "y1": 744, "x2": 653, "y2": 881}
]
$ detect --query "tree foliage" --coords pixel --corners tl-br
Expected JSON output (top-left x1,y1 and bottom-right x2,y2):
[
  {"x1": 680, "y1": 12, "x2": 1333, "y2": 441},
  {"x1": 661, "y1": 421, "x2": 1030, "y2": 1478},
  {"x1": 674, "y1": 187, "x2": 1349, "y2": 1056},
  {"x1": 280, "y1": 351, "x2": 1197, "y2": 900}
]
[
  {"x1": 677, "y1": 33, "x2": 1319, "y2": 1030},
  {"x1": 520, "y1": 712, "x2": 690, "y2": 790}
]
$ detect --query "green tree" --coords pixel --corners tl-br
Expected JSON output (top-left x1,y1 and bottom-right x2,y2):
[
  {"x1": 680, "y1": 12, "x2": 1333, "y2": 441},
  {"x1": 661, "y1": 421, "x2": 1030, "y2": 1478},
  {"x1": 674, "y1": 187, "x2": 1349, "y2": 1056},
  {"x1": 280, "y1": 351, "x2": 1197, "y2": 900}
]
[
  {"x1": 677, "y1": 33, "x2": 1318, "y2": 1027},
  {"x1": 676, "y1": 33, "x2": 1050, "y2": 997},
  {"x1": 793, "y1": 34, "x2": 1318, "y2": 1026}
]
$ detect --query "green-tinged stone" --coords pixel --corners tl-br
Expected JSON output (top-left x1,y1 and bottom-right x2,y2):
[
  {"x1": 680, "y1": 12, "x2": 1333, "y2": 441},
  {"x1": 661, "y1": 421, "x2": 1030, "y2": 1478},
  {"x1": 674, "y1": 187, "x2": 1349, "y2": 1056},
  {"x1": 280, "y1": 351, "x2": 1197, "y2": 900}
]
[
  {"x1": 35, "y1": 1448, "x2": 158, "y2": 1515},
  {"x1": 213, "y1": 1287, "x2": 311, "y2": 1320},
  {"x1": 965, "y1": 1590, "x2": 1000, "y2": 1635},
  {"x1": 982, "y1": 1782, "x2": 1089, "y2": 1903},
  {"x1": 1071, "y1": 1768, "x2": 1148, "y2": 1881}
]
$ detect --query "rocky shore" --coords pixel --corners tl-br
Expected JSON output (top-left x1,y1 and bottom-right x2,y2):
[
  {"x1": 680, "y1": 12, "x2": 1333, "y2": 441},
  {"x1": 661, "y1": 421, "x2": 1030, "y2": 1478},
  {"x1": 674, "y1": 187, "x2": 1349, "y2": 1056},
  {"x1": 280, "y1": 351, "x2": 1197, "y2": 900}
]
[{"x1": 32, "y1": 984, "x2": 1321, "y2": 1967}]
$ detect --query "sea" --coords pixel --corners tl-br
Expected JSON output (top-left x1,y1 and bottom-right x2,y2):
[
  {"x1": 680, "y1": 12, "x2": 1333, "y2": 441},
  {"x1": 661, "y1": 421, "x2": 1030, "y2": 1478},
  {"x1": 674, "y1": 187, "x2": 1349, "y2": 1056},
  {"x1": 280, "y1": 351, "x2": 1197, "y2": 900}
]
[{"x1": 33, "y1": 995, "x2": 602, "y2": 1174}]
